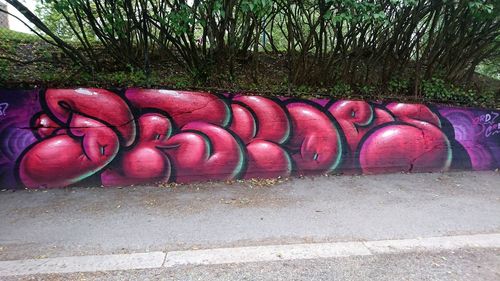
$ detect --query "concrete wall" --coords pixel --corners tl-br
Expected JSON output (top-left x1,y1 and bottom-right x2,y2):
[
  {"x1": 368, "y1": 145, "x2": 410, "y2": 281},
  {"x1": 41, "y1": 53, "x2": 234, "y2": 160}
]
[
  {"x1": 0, "y1": 88, "x2": 498, "y2": 189},
  {"x1": 0, "y1": 3, "x2": 8, "y2": 29}
]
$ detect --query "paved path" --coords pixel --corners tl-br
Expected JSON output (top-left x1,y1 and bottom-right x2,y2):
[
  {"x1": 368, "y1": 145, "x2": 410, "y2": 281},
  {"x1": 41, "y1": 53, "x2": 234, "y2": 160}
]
[{"x1": 0, "y1": 171, "x2": 499, "y2": 279}]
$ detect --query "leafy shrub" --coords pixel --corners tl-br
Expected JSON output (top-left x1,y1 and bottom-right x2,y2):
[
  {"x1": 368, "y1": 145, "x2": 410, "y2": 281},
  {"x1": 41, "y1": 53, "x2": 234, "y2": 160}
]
[
  {"x1": 0, "y1": 60, "x2": 7, "y2": 82},
  {"x1": 388, "y1": 78, "x2": 410, "y2": 94},
  {"x1": 358, "y1": 85, "x2": 376, "y2": 95},
  {"x1": 332, "y1": 83, "x2": 354, "y2": 97},
  {"x1": 422, "y1": 78, "x2": 495, "y2": 107}
]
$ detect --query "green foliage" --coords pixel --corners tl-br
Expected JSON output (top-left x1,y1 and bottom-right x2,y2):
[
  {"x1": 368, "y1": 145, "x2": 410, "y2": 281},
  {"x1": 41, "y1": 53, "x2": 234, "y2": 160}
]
[
  {"x1": 422, "y1": 78, "x2": 495, "y2": 107},
  {"x1": 388, "y1": 78, "x2": 410, "y2": 94},
  {"x1": 422, "y1": 78, "x2": 453, "y2": 100},
  {"x1": 167, "y1": 3, "x2": 193, "y2": 35},
  {"x1": 241, "y1": 0, "x2": 273, "y2": 17},
  {"x1": 35, "y1": 2, "x2": 75, "y2": 40},
  {"x1": 331, "y1": 83, "x2": 354, "y2": 97},
  {"x1": 358, "y1": 85, "x2": 376, "y2": 95},
  {"x1": 296, "y1": 84, "x2": 313, "y2": 93},
  {"x1": 0, "y1": 59, "x2": 8, "y2": 82},
  {"x1": 1, "y1": 0, "x2": 498, "y2": 107},
  {"x1": 0, "y1": 28, "x2": 42, "y2": 85},
  {"x1": 468, "y1": 0, "x2": 496, "y2": 17},
  {"x1": 97, "y1": 68, "x2": 149, "y2": 87},
  {"x1": 0, "y1": 27, "x2": 39, "y2": 43},
  {"x1": 15, "y1": 0, "x2": 499, "y2": 84},
  {"x1": 476, "y1": 58, "x2": 500, "y2": 80},
  {"x1": 168, "y1": 75, "x2": 191, "y2": 89}
]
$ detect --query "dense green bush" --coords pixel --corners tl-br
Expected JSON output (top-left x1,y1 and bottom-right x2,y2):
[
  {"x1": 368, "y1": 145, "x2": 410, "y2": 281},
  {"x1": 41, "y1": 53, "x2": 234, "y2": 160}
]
[
  {"x1": 5, "y1": 1, "x2": 498, "y2": 82},
  {"x1": 1, "y1": 1, "x2": 498, "y2": 106},
  {"x1": 423, "y1": 78, "x2": 495, "y2": 107}
]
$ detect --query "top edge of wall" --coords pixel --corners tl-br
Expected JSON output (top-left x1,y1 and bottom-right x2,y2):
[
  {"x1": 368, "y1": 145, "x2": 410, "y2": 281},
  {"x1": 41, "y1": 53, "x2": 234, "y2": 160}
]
[{"x1": 0, "y1": 86, "x2": 498, "y2": 111}]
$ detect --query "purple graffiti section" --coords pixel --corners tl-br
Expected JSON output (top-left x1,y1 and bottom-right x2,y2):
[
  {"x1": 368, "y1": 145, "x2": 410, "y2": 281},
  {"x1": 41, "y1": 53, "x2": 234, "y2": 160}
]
[
  {"x1": 0, "y1": 88, "x2": 498, "y2": 189},
  {"x1": 439, "y1": 108, "x2": 500, "y2": 170},
  {"x1": 0, "y1": 89, "x2": 41, "y2": 187}
]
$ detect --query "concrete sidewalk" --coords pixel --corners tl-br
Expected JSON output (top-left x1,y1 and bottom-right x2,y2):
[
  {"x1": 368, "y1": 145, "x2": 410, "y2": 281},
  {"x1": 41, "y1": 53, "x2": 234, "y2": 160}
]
[
  {"x1": 3, "y1": 248, "x2": 498, "y2": 281},
  {"x1": 0, "y1": 171, "x2": 499, "y2": 279}
]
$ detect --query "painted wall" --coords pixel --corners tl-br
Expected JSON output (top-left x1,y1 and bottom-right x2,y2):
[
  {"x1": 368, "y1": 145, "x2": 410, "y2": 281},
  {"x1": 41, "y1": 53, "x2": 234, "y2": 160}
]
[{"x1": 0, "y1": 88, "x2": 498, "y2": 189}]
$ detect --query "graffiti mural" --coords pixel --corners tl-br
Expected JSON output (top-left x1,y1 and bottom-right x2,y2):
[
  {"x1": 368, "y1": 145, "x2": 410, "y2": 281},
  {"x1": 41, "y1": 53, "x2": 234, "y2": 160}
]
[{"x1": 0, "y1": 88, "x2": 498, "y2": 189}]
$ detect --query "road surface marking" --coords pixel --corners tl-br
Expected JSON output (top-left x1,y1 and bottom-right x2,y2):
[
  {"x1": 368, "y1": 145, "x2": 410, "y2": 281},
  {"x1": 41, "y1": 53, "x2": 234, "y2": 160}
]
[
  {"x1": 364, "y1": 233, "x2": 500, "y2": 254},
  {"x1": 164, "y1": 241, "x2": 370, "y2": 267},
  {"x1": 0, "y1": 233, "x2": 499, "y2": 276},
  {"x1": 0, "y1": 252, "x2": 165, "y2": 277}
]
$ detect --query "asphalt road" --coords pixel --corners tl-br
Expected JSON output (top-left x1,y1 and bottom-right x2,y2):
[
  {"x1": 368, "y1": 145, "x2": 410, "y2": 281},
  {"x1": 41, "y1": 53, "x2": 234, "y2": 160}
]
[{"x1": 0, "y1": 171, "x2": 499, "y2": 280}]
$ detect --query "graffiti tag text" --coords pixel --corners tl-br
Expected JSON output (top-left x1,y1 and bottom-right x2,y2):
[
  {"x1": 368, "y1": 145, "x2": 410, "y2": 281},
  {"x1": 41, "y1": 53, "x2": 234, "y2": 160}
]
[{"x1": 0, "y1": 103, "x2": 8, "y2": 116}]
